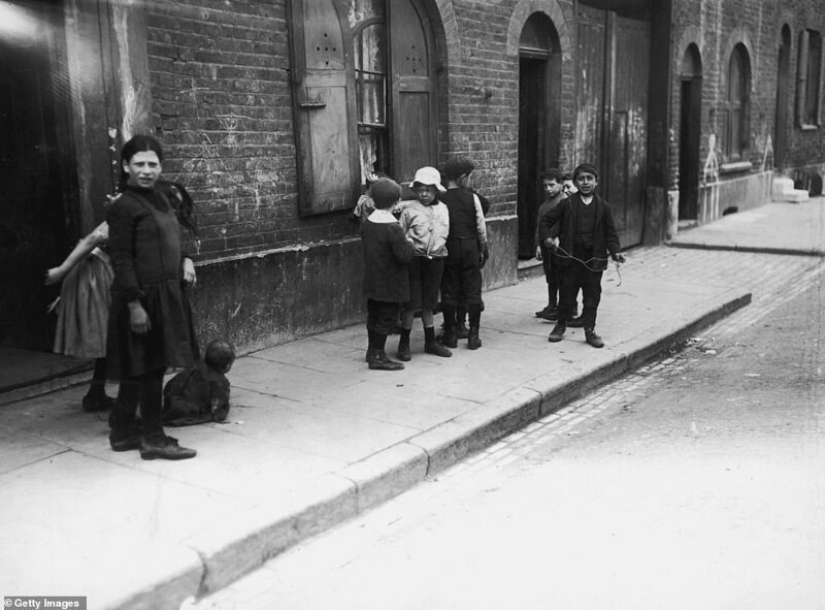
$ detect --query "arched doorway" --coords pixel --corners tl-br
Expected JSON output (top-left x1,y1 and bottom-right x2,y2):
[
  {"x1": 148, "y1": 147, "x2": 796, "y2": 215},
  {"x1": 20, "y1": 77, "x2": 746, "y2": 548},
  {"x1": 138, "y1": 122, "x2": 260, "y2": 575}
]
[
  {"x1": 678, "y1": 44, "x2": 702, "y2": 221},
  {"x1": 774, "y1": 25, "x2": 791, "y2": 170},
  {"x1": 516, "y1": 13, "x2": 561, "y2": 259}
]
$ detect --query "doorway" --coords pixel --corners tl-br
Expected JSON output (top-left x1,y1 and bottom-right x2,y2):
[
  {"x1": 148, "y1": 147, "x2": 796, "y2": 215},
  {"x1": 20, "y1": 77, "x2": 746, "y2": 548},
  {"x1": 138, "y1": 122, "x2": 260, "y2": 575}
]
[
  {"x1": 516, "y1": 13, "x2": 561, "y2": 259},
  {"x1": 678, "y1": 44, "x2": 702, "y2": 221},
  {"x1": 0, "y1": 1, "x2": 73, "y2": 350}
]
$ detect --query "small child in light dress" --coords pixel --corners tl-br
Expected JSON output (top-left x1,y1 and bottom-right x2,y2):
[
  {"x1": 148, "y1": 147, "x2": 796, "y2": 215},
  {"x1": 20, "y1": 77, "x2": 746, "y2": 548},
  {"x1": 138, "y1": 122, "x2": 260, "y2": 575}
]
[{"x1": 46, "y1": 220, "x2": 115, "y2": 411}]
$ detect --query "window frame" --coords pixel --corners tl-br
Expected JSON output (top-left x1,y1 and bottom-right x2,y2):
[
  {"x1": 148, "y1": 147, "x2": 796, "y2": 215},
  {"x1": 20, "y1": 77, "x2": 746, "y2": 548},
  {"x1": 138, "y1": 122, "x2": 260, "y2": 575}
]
[
  {"x1": 288, "y1": 0, "x2": 439, "y2": 216},
  {"x1": 723, "y1": 43, "x2": 751, "y2": 162},
  {"x1": 796, "y1": 29, "x2": 823, "y2": 129}
]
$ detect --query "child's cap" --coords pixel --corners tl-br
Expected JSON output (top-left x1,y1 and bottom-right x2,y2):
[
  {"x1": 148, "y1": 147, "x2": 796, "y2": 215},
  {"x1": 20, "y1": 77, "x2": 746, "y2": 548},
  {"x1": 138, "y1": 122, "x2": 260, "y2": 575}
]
[
  {"x1": 370, "y1": 177, "x2": 402, "y2": 209},
  {"x1": 412, "y1": 166, "x2": 446, "y2": 192}
]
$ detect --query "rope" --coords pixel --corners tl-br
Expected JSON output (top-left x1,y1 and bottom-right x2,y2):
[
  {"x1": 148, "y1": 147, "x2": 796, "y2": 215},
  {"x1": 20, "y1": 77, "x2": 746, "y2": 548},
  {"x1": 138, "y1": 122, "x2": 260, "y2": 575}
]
[{"x1": 549, "y1": 244, "x2": 624, "y2": 287}]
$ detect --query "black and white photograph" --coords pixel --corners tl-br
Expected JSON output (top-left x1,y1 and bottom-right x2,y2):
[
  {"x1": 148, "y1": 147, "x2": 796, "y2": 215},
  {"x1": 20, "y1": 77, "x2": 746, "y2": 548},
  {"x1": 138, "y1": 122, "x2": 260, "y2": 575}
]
[{"x1": 1, "y1": 0, "x2": 824, "y2": 608}]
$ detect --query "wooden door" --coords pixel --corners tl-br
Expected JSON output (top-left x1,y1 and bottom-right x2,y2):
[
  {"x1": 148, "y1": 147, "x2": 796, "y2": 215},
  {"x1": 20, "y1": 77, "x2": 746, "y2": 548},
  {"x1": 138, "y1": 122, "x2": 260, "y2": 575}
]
[
  {"x1": 389, "y1": 0, "x2": 437, "y2": 184},
  {"x1": 575, "y1": 6, "x2": 607, "y2": 172},
  {"x1": 575, "y1": 6, "x2": 649, "y2": 248},
  {"x1": 607, "y1": 15, "x2": 649, "y2": 247},
  {"x1": 0, "y1": 0, "x2": 71, "y2": 350}
]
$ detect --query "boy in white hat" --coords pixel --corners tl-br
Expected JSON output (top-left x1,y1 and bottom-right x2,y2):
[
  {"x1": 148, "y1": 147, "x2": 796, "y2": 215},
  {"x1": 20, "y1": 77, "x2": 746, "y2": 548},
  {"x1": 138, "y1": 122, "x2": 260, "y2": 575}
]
[{"x1": 396, "y1": 166, "x2": 452, "y2": 360}]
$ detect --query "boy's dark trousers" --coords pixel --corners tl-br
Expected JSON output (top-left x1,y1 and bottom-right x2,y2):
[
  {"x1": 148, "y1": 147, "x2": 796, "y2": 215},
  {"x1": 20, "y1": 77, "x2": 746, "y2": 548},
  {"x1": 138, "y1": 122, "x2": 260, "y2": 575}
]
[
  {"x1": 557, "y1": 262, "x2": 602, "y2": 329},
  {"x1": 540, "y1": 244, "x2": 561, "y2": 308}
]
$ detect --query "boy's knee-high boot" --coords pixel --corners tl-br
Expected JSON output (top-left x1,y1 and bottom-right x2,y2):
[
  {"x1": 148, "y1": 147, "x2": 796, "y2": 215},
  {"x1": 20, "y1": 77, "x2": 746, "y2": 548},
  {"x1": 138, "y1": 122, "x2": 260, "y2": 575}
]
[
  {"x1": 441, "y1": 304, "x2": 458, "y2": 348},
  {"x1": 456, "y1": 305, "x2": 469, "y2": 339},
  {"x1": 424, "y1": 326, "x2": 452, "y2": 357},
  {"x1": 468, "y1": 304, "x2": 482, "y2": 350},
  {"x1": 397, "y1": 328, "x2": 412, "y2": 361}
]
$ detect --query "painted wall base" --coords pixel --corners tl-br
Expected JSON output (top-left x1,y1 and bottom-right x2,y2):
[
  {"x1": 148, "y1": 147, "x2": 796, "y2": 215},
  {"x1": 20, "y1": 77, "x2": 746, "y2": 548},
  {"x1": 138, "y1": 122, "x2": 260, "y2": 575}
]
[
  {"x1": 190, "y1": 217, "x2": 519, "y2": 355},
  {"x1": 695, "y1": 170, "x2": 772, "y2": 226}
]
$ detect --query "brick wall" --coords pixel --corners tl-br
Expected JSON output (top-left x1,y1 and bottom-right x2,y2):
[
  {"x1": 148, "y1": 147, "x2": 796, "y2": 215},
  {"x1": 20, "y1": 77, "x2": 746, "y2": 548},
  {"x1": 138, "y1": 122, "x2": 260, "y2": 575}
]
[
  {"x1": 139, "y1": 1, "x2": 557, "y2": 352},
  {"x1": 670, "y1": 0, "x2": 825, "y2": 193}
]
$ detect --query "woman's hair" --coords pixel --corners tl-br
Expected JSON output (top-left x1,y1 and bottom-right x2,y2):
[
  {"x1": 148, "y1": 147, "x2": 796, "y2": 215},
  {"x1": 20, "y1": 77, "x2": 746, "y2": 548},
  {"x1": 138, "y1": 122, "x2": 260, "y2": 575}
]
[
  {"x1": 118, "y1": 135, "x2": 164, "y2": 189},
  {"x1": 159, "y1": 180, "x2": 199, "y2": 237}
]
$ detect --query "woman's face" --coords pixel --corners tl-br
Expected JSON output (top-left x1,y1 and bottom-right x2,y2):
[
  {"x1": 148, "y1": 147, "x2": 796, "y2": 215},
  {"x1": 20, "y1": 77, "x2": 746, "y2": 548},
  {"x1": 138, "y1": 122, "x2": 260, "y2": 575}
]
[{"x1": 123, "y1": 150, "x2": 162, "y2": 188}]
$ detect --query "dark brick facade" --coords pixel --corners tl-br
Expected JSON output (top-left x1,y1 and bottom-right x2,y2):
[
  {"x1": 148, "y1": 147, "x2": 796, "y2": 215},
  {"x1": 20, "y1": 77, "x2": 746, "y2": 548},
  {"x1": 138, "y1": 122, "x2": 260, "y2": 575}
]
[
  {"x1": 36, "y1": 0, "x2": 825, "y2": 355},
  {"x1": 670, "y1": 0, "x2": 825, "y2": 188}
]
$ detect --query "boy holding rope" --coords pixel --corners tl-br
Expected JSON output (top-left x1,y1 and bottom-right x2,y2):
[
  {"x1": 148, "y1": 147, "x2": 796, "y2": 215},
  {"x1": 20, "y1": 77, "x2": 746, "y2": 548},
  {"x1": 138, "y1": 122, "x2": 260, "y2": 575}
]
[{"x1": 539, "y1": 163, "x2": 625, "y2": 348}]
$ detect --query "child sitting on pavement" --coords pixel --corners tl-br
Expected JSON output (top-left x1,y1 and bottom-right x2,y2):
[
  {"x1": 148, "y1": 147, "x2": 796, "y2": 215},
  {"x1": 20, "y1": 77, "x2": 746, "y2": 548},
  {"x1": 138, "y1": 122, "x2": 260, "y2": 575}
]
[
  {"x1": 361, "y1": 178, "x2": 416, "y2": 370},
  {"x1": 397, "y1": 167, "x2": 452, "y2": 361},
  {"x1": 539, "y1": 163, "x2": 625, "y2": 348},
  {"x1": 162, "y1": 340, "x2": 235, "y2": 426}
]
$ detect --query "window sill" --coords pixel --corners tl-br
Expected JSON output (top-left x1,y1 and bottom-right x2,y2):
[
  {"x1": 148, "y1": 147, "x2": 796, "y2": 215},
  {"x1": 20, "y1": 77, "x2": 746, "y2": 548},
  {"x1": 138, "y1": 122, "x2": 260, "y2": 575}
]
[
  {"x1": 719, "y1": 161, "x2": 753, "y2": 175},
  {"x1": 799, "y1": 124, "x2": 820, "y2": 132}
]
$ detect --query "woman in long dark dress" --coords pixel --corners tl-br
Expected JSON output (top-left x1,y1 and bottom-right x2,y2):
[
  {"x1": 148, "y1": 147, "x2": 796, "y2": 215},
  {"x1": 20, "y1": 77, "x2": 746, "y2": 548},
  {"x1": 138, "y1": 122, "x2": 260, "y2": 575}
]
[{"x1": 106, "y1": 135, "x2": 200, "y2": 460}]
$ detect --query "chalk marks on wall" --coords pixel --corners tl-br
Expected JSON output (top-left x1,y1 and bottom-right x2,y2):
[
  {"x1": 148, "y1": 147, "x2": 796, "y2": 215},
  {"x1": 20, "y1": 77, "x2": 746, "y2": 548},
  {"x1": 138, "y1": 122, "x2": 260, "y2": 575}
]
[{"x1": 702, "y1": 133, "x2": 719, "y2": 184}]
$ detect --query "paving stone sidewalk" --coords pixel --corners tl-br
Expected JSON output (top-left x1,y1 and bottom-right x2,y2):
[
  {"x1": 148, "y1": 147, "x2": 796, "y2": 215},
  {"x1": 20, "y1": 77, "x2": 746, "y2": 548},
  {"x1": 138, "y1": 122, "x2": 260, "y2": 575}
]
[{"x1": 1, "y1": 198, "x2": 822, "y2": 610}]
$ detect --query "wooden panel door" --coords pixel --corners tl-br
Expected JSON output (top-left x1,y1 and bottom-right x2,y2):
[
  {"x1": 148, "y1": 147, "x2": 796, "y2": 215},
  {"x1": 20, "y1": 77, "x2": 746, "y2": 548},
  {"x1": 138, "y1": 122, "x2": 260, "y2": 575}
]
[
  {"x1": 607, "y1": 14, "x2": 649, "y2": 247},
  {"x1": 389, "y1": 0, "x2": 437, "y2": 184},
  {"x1": 0, "y1": 0, "x2": 70, "y2": 350},
  {"x1": 575, "y1": 5, "x2": 607, "y2": 172},
  {"x1": 290, "y1": 0, "x2": 360, "y2": 216}
]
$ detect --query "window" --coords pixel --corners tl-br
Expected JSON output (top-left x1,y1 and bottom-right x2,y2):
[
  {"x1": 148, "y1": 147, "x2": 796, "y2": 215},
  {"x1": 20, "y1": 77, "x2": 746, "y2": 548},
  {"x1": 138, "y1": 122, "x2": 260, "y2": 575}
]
[
  {"x1": 290, "y1": 0, "x2": 439, "y2": 216},
  {"x1": 353, "y1": 3, "x2": 388, "y2": 182},
  {"x1": 796, "y1": 30, "x2": 823, "y2": 127},
  {"x1": 723, "y1": 44, "x2": 750, "y2": 160}
]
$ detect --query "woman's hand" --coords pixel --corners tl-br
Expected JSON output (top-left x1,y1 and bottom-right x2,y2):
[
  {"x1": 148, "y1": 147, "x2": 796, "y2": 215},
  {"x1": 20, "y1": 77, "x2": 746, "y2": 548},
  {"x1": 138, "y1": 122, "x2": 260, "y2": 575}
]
[
  {"x1": 128, "y1": 301, "x2": 151, "y2": 334},
  {"x1": 182, "y1": 257, "x2": 197, "y2": 285}
]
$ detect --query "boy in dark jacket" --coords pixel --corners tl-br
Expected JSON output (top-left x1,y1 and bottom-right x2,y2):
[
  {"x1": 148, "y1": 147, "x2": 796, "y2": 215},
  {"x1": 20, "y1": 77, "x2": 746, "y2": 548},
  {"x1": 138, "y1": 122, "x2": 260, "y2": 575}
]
[
  {"x1": 534, "y1": 168, "x2": 567, "y2": 321},
  {"x1": 439, "y1": 156, "x2": 489, "y2": 350},
  {"x1": 361, "y1": 178, "x2": 416, "y2": 370},
  {"x1": 539, "y1": 163, "x2": 625, "y2": 348}
]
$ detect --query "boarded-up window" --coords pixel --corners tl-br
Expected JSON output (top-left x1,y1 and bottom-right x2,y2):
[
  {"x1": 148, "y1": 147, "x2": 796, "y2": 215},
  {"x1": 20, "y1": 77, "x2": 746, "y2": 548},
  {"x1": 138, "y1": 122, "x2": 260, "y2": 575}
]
[
  {"x1": 290, "y1": 0, "x2": 438, "y2": 216},
  {"x1": 724, "y1": 44, "x2": 750, "y2": 160},
  {"x1": 796, "y1": 30, "x2": 823, "y2": 127}
]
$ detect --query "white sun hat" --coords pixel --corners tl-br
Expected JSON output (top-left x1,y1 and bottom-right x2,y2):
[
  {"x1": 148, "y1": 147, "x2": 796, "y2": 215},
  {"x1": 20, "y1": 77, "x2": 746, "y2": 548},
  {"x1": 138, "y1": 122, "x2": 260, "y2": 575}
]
[{"x1": 411, "y1": 166, "x2": 446, "y2": 192}]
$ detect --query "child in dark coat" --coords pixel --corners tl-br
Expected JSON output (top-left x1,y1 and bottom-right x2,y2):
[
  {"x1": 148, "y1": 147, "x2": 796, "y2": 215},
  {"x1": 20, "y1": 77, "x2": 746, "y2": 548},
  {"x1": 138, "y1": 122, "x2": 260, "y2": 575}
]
[
  {"x1": 534, "y1": 168, "x2": 567, "y2": 321},
  {"x1": 539, "y1": 163, "x2": 625, "y2": 348},
  {"x1": 361, "y1": 178, "x2": 415, "y2": 370},
  {"x1": 163, "y1": 340, "x2": 235, "y2": 425}
]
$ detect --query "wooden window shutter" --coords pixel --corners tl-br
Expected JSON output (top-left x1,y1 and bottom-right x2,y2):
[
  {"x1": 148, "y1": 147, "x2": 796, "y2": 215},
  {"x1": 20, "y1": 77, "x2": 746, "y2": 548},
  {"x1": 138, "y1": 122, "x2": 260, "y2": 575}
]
[
  {"x1": 388, "y1": 0, "x2": 437, "y2": 184},
  {"x1": 289, "y1": 0, "x2": 360, "y2": 215}
]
